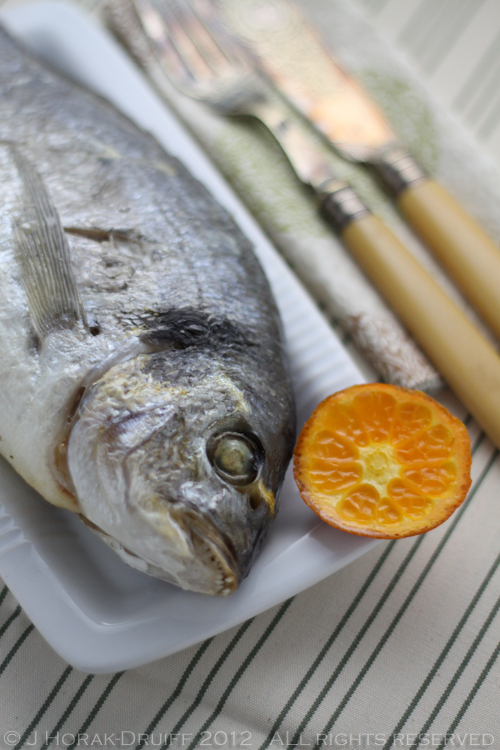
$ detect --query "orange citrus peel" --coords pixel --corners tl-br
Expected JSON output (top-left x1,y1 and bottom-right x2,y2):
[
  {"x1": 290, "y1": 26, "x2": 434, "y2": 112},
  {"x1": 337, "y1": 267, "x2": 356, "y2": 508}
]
[{"x1": 293, "y1": 384, "x2": 472, "y2": 539}]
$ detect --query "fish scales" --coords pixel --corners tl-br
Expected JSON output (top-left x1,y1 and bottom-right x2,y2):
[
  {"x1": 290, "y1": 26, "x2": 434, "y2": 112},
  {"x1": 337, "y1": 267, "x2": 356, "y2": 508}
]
[{"x1": 0, "y1": 28, "x2": 295, "y2": 595}]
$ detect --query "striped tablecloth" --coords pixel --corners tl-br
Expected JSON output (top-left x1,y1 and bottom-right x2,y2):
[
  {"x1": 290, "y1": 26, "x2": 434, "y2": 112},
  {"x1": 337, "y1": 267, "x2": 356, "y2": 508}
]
[{"x1": 1, "y1": 0, "x2": 500, "y2": 748}]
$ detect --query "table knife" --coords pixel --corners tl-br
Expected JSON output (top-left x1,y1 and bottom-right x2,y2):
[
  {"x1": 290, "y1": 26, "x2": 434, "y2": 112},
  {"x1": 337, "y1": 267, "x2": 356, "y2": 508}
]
[{"x1": 236, "y1": 0, "x2": 500, "y2": 344}]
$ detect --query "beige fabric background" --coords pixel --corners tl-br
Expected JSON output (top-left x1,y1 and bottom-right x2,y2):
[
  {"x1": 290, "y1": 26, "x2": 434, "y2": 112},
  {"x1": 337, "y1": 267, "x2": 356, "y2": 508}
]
[{"x1": 0, "y1": 0, "x2": 500, "y2": 748}]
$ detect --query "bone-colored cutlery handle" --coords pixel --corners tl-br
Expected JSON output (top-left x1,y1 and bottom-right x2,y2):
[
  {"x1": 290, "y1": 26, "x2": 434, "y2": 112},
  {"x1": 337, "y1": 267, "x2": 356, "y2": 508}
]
[
  {"x1": 397, "y1": 178, "x2": 500, "y2": 341},
  {"x1": 338, "y1": 213, "x2": 500, "y2": 448},
  {"x1": 373, "y1": 147, "x2": 500, "y2": 342}
]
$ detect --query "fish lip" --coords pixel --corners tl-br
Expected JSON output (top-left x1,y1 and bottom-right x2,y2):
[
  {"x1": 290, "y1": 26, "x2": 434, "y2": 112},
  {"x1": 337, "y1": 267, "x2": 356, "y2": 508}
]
[
  {"x1": 177, "y1": 509, "x2": 241, "y2": 595},
  {"x1": 79, "y1": 510, "x2": 240, "y2": 595}
]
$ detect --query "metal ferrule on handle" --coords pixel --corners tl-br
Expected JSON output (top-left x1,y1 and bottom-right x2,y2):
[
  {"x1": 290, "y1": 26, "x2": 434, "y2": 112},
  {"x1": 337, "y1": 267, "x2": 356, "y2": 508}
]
[
  {"x1": 371, "y1": 145, "x2": 427, "y2": 196},
  {"x1": 319, "y1": 179, "x2": 370, "y2": 232},
  {"x1": 372, "y1": 145, "x2": 500, "y2": 343}
]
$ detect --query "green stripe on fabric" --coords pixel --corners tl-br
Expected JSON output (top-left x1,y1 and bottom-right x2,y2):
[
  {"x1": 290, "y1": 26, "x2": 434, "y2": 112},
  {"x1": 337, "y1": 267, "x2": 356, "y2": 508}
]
[
  {"x1": 385, "y1": 545, "x2": 500, "y2": 749},
  {"x1": 422, "y1": 0, "x2": 485, "y2": 76},
  {"x1": 402, "y1": 0, "x2": 476, "y2": 76},
  {"x1": 454, "y1": 30, "x2": 500, "y2": 111},
  {"x1": 0, "y1": 624, "x2": 34, "y2": 677},
  {"x1": 14, "y1": 666, "x2": 73, "y2": 750},
  {"x1": 418, "y1": 592, "x2": 500, "y2": 745},
  {"x1": 0, "y1": 605, "x2": 21, "y2": 640},
  {"x1": 186, "y1": 599, "x2": 294, "y2": 750},
  {"x1": 438, "y1": 639, "x2": 500, "y2": 745},
  {"x1": 0, "y1": 585, "x2": 8, "y2": 609},
  {"x1": 41, "y1": 675, "x2": 95, "y2": 750},
  {"x1": 135, "y1": 638, "x2": 215, "y2": 750},
  {"x1": 478, "y1": 93, "x2": 500, "y2": 140},
  {"x1": 287, "y1": 536, "x2": 425, "y2": 748},
  {"x1": 399, "y1": 0, "x2": 439, "y2": 49},
  {"x1": 309, "y1": 447, "x2": 499, "y2": 749},
  {"x1": 156, "y1": 619, "x2": 256, "y2": 750},
  {"x1": 259, "y1": 542, "x2": 395, "y2": 749},
  {"x1": 67, "y1": 672, "x2": 124, "y2": 750},
  {"x1": 466, "y1": 60, "x2": 500, "y2": 127},
  {"x1": 471, "y1": 431, "x2": 484, "y2": 448}
]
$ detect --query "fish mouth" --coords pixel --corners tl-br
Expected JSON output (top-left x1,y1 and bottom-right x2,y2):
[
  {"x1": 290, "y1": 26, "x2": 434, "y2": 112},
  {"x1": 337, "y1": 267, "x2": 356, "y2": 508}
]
[
  {"x1": 180, "y1": 511, "x2": 241, "y2": 596},
  {"x1": 80, "y1": 510, "x2": 241, "y2": 595}
]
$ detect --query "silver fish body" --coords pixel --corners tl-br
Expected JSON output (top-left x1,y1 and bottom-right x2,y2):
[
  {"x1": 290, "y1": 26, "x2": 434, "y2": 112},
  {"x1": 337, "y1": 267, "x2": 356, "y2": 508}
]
[{"x1": 0, "y1": 28, "x2": 295, "y2": 595}]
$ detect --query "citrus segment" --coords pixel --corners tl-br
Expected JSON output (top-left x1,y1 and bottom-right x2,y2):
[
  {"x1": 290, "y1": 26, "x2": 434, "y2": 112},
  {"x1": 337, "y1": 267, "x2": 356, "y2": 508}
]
[
  {"x1": 376, "y1": 498, "x2": 402, "y2": 525},
  {"x1": 392, "y1": 402, "x2": 432, "y2": 444},
  {"x1": 309, "y1": 460, "x2": 362, "y2": 492},
  {"x1": 402, "y1": 461, "x2": 457, "y2": 496},
  {"x1": 387, "y1": 478, "x2": 432, "y2": 519},
  {"x1": 395, "y1": 424, "x2": 454, "y2": 464},
  {"x1": 339, "y1": 483, "x2": 379, "y2": 521},
  {"x1": 309, "y1": 431, "x2": 358, "y2": 461},
  {"x1": 319, "y1": 404, "x2": 369, "y2": 447},
  {"x1": 293, "y1": 384, "x2": 472, "y2": 539},
  {"x1": 352, "y1": 391, "x2": 396, "y2": 443}
]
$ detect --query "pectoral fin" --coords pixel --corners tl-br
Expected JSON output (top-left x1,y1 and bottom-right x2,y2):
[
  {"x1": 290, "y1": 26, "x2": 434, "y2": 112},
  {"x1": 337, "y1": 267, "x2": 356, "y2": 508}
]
[{"x1": 12, "y1": 148, "x2": 87, "y2": 340}]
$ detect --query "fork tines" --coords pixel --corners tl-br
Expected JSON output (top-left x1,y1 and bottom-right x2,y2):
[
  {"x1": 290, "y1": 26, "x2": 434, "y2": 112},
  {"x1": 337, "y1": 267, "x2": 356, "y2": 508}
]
[{"x1": 133, "y1": 0, "x2": 251, "y2": 87}]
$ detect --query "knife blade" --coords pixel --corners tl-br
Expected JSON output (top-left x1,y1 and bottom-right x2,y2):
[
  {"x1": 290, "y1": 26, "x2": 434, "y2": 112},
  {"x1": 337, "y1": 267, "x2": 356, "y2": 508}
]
[{"x1": 228, "y1": 0, "x2": 500, "y2": 344}]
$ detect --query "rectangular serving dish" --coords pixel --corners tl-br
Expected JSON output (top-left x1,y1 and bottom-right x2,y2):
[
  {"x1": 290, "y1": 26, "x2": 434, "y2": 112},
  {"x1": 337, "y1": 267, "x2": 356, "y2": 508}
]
[{"x1": 0, "y1": 2, "x2": 375, "y2": 673}]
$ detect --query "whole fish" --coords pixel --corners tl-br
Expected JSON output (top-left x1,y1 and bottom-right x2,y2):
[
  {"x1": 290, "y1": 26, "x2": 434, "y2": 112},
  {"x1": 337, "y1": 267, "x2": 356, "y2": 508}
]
[{"x1": 0, "y1": 27, "x2": 295, "y2": 595}]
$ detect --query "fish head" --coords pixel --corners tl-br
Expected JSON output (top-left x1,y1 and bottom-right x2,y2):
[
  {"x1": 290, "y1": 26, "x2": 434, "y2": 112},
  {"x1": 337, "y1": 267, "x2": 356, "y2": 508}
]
[{"x1": 67, "y1": 351, "x2": 294, "y2": 595}]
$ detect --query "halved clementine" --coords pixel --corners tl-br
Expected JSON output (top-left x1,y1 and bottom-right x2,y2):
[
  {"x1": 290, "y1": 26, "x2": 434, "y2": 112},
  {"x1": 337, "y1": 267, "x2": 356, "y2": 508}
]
[{"x1": 293, "y1": 384, "x2": 471, "y2": 539}]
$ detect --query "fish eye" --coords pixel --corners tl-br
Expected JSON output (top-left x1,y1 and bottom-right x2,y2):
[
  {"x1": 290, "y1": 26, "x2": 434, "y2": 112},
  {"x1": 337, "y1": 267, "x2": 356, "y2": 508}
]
[{"x1": 207, "y1": 432, "x2": 262, "y2": 487}]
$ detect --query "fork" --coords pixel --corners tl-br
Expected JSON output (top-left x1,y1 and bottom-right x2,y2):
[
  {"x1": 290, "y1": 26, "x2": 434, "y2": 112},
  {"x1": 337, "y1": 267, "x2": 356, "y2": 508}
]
[
  {"x1": 131, "y1": 0, "x2": 371, "y2": 230},
  {"x1": 125, "y1": 0, "x2": 500, "y2": 450}
]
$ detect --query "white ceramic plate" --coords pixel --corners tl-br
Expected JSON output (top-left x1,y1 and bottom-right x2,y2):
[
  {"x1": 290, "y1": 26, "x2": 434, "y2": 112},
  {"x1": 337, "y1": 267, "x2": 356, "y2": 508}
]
[{"x1": 0, "y1": 2, "x2": 376, "y2": 674}]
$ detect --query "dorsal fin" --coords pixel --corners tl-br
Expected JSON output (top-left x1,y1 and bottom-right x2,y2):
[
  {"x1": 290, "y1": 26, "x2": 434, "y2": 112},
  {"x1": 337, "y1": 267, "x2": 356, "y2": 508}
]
[{"x1": 12, "y1": 147, "x2": 87, "y2": 340}]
